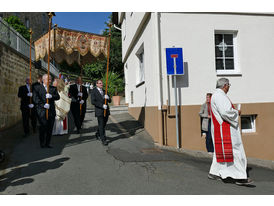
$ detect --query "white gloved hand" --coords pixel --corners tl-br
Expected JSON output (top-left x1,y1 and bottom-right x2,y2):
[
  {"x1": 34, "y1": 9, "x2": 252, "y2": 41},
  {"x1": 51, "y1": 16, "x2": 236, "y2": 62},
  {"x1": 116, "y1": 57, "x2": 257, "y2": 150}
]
[
  {"x1": 80, "y1": 100, "x2": 84, "y2": 104},
  {"x1": 104, "y1": 95, "x2": 109, "y2": 99},
  {"x1": 44, "y1": 103, "x2": 50, "y2": 109},
  {"x1": 46, "y1": 93, "x2": 52, "y2": 99},
  {"x1": 27, "y1": 92, "x2": 33, "y2": 97},
  {"x1": 103, "y1": 104, "x2": 108, "y2": 109},
  {"x1": 78, "y1": 92, "x2": 83, "y2": 97},
  {"x1": 28, "y1": 104, "x2": 34, "y2": 108}
]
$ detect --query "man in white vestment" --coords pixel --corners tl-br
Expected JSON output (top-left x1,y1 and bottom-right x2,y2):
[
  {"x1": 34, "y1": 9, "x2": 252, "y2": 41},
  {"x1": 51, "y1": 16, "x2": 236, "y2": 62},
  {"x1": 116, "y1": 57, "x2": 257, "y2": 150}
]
[{"x1": 208, "y1": 78, "x2": 253, "y2": 186}]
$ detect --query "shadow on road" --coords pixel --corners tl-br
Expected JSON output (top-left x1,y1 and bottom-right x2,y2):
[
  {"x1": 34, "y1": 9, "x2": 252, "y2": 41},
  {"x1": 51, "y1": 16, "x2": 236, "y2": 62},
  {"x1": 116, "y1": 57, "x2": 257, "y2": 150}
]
[{"x1": 0, "y1": 157, "x2": 69, "y2": 192}]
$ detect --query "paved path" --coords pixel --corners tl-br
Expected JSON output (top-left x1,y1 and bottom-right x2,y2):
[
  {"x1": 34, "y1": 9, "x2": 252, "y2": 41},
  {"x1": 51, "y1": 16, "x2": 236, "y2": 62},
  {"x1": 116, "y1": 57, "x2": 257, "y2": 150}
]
[{"x1": 0, "y1": 105, "x2": 274, "y2": 194}]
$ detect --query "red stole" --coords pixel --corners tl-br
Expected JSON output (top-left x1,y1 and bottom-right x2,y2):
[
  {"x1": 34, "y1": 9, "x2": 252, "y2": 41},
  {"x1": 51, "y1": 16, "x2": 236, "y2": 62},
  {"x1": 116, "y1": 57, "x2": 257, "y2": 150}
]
[
  {"x1": 63, "y1": 117, "x2": 67, "y2": 130},
  {"x1": 210, "y1": 103, "x2": 234, "y2": 163}
]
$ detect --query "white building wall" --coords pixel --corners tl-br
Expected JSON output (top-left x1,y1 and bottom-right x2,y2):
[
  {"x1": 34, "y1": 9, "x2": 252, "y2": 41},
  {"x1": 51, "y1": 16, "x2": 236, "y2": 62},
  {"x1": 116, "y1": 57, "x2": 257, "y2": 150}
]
[
  {"x1": 122, "y1": 12, "x2": 274, "y2": 108},
  {"x1": 122, "y1": 13, "x2": 160, "y2": 107},
  {"x1": 160, "y1": 13, "x2": 274, "y2": 105}
]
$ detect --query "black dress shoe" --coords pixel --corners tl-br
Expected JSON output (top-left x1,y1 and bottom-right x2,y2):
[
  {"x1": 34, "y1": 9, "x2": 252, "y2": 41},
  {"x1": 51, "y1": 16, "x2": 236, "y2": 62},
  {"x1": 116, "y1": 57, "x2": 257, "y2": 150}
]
[
  {"x1": 45, "y1": 145, "x2": 53, "y2": 148},
  {"x1": 77, "y1": 129, "x2": 80, "y2": 134},
  {"x1": 40, "y1": 145, "x2": 46, "y2": 148},
  {"x1": 95, "y1": 133, "x2": 99, "y2": 140},
  {"x1": 102, "y1": 140, "x2": 108, "y2": 146}
]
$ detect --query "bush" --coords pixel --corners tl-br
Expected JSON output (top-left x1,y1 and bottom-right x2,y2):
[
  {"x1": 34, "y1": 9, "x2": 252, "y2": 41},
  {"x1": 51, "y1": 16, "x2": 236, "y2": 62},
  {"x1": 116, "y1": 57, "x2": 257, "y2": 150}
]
[
  {"x1": 4, "y1": 16, "x2": 30, "y2": 41},
  {"x1": 102, "y1": 71, "x2": 124, "y2": 97}
]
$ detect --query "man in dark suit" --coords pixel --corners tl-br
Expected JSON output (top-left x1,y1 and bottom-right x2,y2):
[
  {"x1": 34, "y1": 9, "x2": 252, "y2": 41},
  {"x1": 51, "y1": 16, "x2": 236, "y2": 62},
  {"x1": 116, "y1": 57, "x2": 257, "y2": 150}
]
[
  {"x1": 68, "y1": 77, "x2": 88, "y2": 133},
  {"x1": 90, "y1": 79, "x2": 111, "y2": 146},
  {"x1": 33, "y1": 74, "x2": 60, "y2": 148},
  {"x1": 18, "y1": 77, "x2": 37, "y2": 137}
]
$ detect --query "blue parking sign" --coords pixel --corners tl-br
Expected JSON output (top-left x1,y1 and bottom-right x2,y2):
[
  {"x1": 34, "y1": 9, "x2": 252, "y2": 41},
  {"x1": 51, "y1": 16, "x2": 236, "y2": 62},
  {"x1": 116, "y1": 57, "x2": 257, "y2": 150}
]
[{"x1": 166, "y1": 48, "x2": 184, "y2": 75}]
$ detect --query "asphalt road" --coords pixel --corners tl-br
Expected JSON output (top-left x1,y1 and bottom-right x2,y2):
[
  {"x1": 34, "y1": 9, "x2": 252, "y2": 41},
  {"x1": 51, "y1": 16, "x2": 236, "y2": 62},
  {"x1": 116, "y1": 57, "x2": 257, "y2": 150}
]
[{"x1": 0, "y1": 105, "x2": 274, "y2": 195}]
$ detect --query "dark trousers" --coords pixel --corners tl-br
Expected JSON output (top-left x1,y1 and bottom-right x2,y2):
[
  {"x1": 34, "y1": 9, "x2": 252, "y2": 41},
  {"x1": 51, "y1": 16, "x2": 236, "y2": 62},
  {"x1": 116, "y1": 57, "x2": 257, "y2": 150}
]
[
  {"x1": 206, "y1": 119, "x2": 214, "y2": 152},
  {"x1": 96, "y1": 115, "x2": 109, "y2": 141},
  {"x1": 21, "y1": 108, "x2": 37, "y2": 135},
  {"x1": 38, "y1": 116, "x2": 55, "y2": 147},
  {"x1": 71, "y1": 103, "x2": 86, "y2": 130}
]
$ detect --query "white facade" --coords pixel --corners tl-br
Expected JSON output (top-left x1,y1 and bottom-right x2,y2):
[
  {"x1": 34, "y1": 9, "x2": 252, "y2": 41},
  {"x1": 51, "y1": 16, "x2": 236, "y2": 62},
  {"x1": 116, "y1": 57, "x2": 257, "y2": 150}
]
[{"x1": 120, "y1": 12, "x2": 274, "y2": 107}]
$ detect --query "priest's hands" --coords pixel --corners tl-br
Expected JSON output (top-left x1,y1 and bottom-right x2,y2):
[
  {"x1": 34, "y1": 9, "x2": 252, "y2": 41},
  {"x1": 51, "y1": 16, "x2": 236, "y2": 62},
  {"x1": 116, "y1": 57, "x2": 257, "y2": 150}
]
[
  {"x1": 80, "y1": 100, "x2": 84, "y2": 104},
  {"x1": 103, "y1": 104, "x2": 108, "y2": 109},
  {"x1": 28, "y1": 104, "x2": 34, "y2": 108}
]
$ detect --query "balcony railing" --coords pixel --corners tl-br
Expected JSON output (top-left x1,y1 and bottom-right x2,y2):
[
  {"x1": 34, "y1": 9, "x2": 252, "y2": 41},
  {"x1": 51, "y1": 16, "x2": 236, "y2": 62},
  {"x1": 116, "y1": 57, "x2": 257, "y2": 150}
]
[{"x1": 0, "y1": 17, "x2": 59, "y2": 77}]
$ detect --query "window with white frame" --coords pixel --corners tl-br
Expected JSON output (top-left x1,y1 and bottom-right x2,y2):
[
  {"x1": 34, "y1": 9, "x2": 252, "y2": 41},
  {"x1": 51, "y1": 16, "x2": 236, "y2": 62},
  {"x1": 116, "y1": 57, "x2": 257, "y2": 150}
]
[
  {"x1": 136, "y1": 45, "x2": 145, "y2": 86},
  {"x1": 215, "y1": 32, "x2": 239, "y2": 75},
  {"x1": 241, "y1": 115, "x2": 256, "y2": 133}
]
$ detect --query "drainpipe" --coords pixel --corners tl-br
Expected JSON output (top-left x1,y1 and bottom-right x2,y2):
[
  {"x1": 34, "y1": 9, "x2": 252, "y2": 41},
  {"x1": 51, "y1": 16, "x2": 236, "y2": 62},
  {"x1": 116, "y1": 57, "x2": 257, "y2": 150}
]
[{"x1": 155, "y1": 12, "x2": 164, "y2": 146}]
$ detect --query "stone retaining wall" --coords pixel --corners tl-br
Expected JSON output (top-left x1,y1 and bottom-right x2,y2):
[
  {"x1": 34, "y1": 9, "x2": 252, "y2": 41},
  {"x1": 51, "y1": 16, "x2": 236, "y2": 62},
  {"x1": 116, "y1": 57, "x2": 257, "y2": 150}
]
[{"x1": 0, "y1": 41, "x2": 44, "y2": 131}]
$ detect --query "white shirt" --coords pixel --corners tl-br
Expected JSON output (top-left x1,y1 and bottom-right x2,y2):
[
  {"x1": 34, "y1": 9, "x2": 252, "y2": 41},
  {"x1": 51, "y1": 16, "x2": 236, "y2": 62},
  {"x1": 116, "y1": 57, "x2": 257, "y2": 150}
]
[
  {"x1": 97, "y1": 87, "x2": 103, "y2": 95},
  {"x1": 26, "y1": 84, "x2": 30, "y2": 92}
]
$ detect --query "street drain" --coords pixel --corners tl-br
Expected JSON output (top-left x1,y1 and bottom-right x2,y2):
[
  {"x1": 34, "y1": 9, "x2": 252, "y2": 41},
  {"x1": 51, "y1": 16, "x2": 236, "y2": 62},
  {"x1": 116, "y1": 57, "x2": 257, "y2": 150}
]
[{"x1": 141, "y1": 148, "x2": 163, "y2": 154}]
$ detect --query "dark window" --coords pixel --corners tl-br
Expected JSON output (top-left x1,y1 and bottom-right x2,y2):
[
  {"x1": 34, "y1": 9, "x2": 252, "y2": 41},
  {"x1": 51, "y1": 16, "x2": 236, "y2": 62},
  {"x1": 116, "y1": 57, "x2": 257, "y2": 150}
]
[{"x1": 214, "y1": 33, "x2": 235, "y2": 71}]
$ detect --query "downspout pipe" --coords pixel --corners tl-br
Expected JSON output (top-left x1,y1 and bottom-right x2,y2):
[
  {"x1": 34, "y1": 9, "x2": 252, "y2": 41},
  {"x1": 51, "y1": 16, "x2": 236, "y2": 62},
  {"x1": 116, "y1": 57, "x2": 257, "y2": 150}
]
[{"x1": 155, "y1": 12, "x2": 164, "y2": 145}]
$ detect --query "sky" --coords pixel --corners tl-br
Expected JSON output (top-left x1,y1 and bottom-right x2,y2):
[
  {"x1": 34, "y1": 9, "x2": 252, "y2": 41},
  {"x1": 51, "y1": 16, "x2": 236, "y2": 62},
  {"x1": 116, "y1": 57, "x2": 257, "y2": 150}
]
[{"x1": 52, "y1": 12, "x2": 112, "y2": 35}]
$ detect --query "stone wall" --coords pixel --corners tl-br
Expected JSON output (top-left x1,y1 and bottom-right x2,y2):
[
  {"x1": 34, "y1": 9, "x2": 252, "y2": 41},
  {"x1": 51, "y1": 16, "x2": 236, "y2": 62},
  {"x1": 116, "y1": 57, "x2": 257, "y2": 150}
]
[{"x1": 0, "y1": 41, "x2": 44, "y2": 131}]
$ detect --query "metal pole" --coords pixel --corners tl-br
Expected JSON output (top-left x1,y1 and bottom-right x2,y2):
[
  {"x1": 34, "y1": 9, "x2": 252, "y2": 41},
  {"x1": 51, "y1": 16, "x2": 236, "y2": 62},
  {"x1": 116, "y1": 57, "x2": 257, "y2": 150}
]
[
  {"x1": 173, "y1": 56, "x2": 180, "y2": 148},
  {"x1": 174, "y1": 75, "x2": 180, "y2": 148}
]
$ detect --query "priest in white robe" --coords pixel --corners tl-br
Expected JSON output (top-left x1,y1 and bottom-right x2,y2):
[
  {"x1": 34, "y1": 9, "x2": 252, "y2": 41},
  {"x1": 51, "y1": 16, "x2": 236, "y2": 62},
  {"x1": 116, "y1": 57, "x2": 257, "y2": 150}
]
[{"x1": 208, "y1": 78, "x2": 253, "y2": 186}]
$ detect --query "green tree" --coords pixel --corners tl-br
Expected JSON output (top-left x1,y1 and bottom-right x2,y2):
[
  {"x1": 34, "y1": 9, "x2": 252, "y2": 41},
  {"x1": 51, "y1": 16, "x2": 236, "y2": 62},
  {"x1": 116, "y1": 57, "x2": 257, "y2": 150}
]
[
  {"x1": 83, "y1": 14, "x2": 124, "y2": 79},
  {"x1": 4, "y1": 15, "x2": 30, "y2": 41}
]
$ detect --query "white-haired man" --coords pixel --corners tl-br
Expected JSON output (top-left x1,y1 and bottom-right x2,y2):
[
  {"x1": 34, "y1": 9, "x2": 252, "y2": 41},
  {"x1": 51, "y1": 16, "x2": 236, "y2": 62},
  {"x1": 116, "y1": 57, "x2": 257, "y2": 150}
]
[
  {"x1": 208, "y1": 78, "x2": 253, "y2": 186},
  {"x1": 33, "y1": 74, "x2": 60, "y2": 148}
]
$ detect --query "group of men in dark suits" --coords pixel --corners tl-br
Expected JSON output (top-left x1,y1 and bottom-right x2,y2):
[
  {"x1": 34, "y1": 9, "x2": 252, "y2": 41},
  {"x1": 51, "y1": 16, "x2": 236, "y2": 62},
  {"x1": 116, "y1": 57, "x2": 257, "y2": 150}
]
[
  {"x1": 18, "y1": 74, "x2": 60, "y2": 148},
  {"x1": 18, "y1": 75, "x2": 111, "y2": 148}
]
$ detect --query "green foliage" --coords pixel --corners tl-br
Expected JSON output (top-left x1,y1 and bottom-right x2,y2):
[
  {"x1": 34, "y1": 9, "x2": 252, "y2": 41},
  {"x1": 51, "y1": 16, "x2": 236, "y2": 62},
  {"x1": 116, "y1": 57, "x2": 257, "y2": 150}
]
[
  {"x1": 102, "y1": 71, "x2": 124, "y2": 97},
  {"x1": 83, "y1": 14, "x2": 124, "y2": 94},
  {"x1": 4, "y1": 16, "x2": 30, "y2": 41},
  {"x1": 59, "y1": 61, "x2": 82, "y2": 75},
  {"x1": 82, "y1": 61, "x2": 105, "y2": 81}
]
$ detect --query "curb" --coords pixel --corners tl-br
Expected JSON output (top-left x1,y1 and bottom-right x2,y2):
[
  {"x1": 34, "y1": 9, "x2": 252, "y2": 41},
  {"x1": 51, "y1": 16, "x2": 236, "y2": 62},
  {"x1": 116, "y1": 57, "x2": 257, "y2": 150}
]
[{"x1": 155, "y1": 144, "x2": 274, "y2": 170}]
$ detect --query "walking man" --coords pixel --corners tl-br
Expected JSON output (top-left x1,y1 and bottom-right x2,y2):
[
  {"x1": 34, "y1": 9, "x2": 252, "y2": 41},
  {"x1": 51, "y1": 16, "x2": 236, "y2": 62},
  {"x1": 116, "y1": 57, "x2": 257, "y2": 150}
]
[
  {"x1": 18, "y1": 77, "x2": 37, "y2": 137},
  {"x1": 208, "y1": 78, "x2": 253, "y2": 186},
  {"x1": 33, "y1": 74, "x2": 60, "y2": 148},
  {"x1": 90, "y1": 80, "x2": 111, "y2": 146},
  {"x1": 68, "y1": 77, "x2": 88, "y2": 133}
]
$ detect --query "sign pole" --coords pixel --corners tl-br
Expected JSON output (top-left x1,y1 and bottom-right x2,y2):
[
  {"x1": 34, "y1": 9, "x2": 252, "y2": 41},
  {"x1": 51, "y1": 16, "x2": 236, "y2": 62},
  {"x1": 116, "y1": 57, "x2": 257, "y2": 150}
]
[{"x1": 171, "y1": 55, "x2": 180, "y2": 148}]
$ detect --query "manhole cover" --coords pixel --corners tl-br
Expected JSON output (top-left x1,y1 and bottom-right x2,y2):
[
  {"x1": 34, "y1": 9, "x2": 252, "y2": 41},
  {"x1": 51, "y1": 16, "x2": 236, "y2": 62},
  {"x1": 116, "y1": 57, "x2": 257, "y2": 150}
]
[{"x1": 141, "y1": 148, "x2": 163, "y2": 154}]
